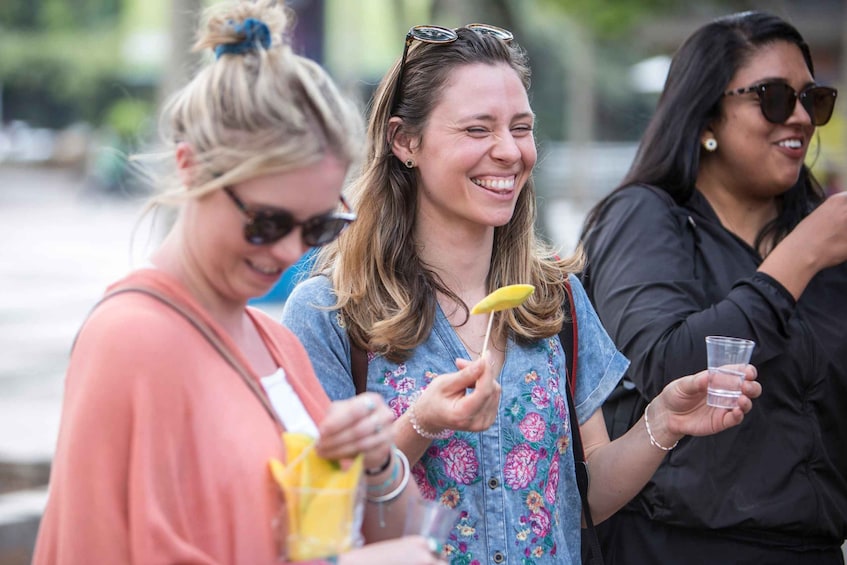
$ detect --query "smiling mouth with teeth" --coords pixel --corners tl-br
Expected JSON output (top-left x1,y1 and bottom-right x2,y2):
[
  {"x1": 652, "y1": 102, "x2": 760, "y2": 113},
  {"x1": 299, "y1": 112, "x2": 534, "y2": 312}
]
[
  {"x1": 778, "y1": 139, "x2": 803, "y2": 149},
  {"x1": 248, "y1": 260, "x2": 281, "y2": 276},
  {"x1": 472, "y1": 177, "x2": 516, "y2": 191}
]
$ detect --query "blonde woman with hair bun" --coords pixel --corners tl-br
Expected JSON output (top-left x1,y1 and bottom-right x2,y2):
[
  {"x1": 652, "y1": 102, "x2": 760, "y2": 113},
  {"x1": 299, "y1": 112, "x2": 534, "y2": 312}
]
[{"x1": 33, "y1": 1, "x2": 444, "y2": 563}]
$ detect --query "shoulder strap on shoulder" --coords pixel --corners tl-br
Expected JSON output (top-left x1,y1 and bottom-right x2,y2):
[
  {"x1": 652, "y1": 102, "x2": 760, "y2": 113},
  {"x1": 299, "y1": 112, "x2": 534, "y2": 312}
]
[
  {"x1": 78, "y1": 285, "x2": 284, "y2": 431},
  {"x1": 559, "y1": 280, "x2": 578, "y2": 393}
]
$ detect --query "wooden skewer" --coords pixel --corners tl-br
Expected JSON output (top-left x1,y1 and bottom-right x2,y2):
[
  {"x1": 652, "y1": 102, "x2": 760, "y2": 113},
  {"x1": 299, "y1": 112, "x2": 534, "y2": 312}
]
[{"x1": 480, "y1": 312, "x2": 495, "y2": 357}]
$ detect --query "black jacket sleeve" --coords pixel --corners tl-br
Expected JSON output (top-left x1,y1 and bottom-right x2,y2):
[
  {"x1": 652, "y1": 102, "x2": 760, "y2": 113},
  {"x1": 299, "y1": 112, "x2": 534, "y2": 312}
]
[{"x1": 582, "y1": 185, "x2": 796, "y2": 398}]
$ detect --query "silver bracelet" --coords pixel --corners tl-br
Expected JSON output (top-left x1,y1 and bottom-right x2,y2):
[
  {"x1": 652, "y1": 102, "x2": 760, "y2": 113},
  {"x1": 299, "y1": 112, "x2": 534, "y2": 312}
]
[
  {"x1": 408, "y1": 390, "x2": 452, "y2": 440},
  {"x1": 644, "y1": 402, "x2": 679, "y2": 452},
  {"x1": 366, "y1": 447, "x2": 410, "y2": 504}
]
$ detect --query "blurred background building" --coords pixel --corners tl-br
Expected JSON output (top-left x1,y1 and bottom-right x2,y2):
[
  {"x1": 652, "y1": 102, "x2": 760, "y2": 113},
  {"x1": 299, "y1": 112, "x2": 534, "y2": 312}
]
[{"x1": 1, "y1": 0, "x2": 846, "y2": 562}]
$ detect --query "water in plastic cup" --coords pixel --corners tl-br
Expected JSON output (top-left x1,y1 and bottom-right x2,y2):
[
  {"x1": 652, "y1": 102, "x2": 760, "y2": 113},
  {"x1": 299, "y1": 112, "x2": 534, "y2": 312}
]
[
  {"x1": 403, "y1": 497, "x2": 459, "y2": 549},
  {"x1": 705, "y1": 336, "x2": 755, "y2": 408}
]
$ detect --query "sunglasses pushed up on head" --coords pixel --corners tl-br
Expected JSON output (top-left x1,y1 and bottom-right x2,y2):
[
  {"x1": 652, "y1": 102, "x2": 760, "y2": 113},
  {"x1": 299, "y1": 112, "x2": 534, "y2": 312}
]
[
  {"x1": 389, "y1": 23, "x2": 514, "y2": 113},
  {"x1": 225, "y1": 187, "x2": 356, "y2": 247},
  {"x1": 723, "y1": 81, "x2": 838, "y2": 126}
]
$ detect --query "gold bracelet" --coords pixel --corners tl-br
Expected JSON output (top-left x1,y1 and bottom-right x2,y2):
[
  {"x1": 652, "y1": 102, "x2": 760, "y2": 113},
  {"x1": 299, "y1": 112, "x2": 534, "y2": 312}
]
[{"x1": 644, "y1": 402, "x2": 679, "y2": 451}]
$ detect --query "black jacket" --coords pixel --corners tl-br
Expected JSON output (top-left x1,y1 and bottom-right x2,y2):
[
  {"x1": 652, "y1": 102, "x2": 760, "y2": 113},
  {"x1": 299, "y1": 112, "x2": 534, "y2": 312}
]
[{"x1": 581, "y1": 184, "x2": 847, "y2": 546}]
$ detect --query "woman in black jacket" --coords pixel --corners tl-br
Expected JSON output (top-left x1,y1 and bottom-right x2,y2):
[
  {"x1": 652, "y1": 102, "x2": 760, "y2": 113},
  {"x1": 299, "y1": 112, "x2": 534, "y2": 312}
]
[{"x1": 580, "y1": 11, "x2": 847, "y2": 564}]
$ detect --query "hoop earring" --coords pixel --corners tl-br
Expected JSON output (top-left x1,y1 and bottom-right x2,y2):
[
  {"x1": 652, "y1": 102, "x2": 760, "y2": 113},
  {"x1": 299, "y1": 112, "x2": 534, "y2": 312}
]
[
  {"x1": 405, "y1": 159, "x2": 415, "y2": 168},
  {"x1": 703, "y1": 138, "x2": 718, "y2": 152}
]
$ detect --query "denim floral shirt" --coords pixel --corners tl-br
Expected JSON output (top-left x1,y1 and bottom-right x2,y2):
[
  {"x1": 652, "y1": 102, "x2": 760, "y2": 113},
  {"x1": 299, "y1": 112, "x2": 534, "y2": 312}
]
[{"x1": 282, "y1": 275, "x2": 628, "y2": 565}]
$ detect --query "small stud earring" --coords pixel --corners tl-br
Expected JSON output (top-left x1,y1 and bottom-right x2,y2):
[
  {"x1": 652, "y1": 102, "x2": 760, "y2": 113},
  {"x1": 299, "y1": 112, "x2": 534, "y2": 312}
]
[
  {"x1": 405, "y1": 159, "x2": 415, "y2": 168},
  {"x1": 703, "y1": 138, "x2": 718, "y2": 152}
]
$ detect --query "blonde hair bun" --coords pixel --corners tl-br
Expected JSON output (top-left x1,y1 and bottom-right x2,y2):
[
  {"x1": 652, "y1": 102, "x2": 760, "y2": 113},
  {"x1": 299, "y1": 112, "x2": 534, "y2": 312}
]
[
  {"x1": 151, "y1": 0, "x2": 363, "y2": 206},
  {"x1": 195, "y1": 0, "x2": 291, "y2": 57}
]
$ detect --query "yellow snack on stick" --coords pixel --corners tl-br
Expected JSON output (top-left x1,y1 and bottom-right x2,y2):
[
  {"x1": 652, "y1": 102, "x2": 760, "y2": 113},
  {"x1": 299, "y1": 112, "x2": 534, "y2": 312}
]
[
  {"x1": 471, "y1": 284, "x2": 535, "y2": 314},
  {"x1": 469, "y1": 284, "x2": 535, "y2": 358}
]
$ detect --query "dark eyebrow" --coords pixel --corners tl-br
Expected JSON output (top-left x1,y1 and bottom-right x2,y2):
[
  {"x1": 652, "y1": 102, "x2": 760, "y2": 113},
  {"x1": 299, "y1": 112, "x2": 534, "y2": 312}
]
[
  {"x1": 754, "y1": 76, "x2": 788, "y2": 84},
  {"x1": 461, "y1": 111, "x2": 535, "y2": 123},
  {"x1": 747, "y1": 77, "x2": 817, "y2": 89},
  {"x1": 511, "y1": 112, "x2": 535, "y2": 123}
]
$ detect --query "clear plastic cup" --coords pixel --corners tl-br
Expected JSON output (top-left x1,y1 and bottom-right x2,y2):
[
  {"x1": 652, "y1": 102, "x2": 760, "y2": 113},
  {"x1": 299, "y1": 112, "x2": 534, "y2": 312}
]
[
  {"x1": 403, "y1": 497, "x2": 459, "y2": 554},
  {"x1": 705, "y1": 336, "x2": 755, "y2": 408}
]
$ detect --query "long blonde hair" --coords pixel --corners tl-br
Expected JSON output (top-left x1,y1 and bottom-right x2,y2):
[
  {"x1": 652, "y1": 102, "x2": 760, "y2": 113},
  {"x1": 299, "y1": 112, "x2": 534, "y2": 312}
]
[{"x1": 312, "y1": 27, "x2": 581, "y2": 363}]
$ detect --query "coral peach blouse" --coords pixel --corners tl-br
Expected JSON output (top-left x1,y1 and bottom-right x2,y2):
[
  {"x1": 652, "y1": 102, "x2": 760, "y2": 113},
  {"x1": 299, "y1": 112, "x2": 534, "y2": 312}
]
[{"x1": 34, "y1": 269, "x2": 330, "y2": 564}]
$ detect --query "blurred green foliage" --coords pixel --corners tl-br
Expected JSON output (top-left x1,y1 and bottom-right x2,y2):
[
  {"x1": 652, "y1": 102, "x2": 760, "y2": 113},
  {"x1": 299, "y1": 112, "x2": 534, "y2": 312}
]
[
  {"x1": 0, "y1": 0, "x2": 124, "y2": 30},
  {"x1": 0, "y1": 0, "x2": 155, "y2": 129},
  {"x1": 104, "y1": 98, "x2": 152, "y2": 141},
  {"x1": 542, "y1": 0, "x2": 749, "y2": 38},
  {"x1": 542, "y1": 0, "x2": 682, "y2": 37}
]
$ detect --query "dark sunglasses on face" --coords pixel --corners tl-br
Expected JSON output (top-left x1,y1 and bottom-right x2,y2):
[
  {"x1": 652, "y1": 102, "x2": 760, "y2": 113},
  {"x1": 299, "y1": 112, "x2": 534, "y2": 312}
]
[
  {"x1": 224, "y1": 187, "x2": 356, "y2": 247},
  {"x1": 723, "y1": 81, "x2": 838, "y2": 126},
  {"x1": 389, "y1": 23, "x2": 514, "y2": 114}
]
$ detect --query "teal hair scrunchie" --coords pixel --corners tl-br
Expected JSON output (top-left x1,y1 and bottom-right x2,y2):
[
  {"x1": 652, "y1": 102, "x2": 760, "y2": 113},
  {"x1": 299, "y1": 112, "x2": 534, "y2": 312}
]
[{"x1": 215, "y1": 18, "x2": 272, "y2": 59}]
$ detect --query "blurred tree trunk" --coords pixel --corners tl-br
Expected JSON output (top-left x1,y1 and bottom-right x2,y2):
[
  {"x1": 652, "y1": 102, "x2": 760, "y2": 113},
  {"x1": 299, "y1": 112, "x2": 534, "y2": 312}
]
[
  {"x1": 159, "y1": 0, "x2": 204, "y2": 106},
  {"x1": 564, "y1": 20, "x2": 594, "y2": 206},
  {"x1": 153, "y1": 0, "x2": 203, "y2": 239}
]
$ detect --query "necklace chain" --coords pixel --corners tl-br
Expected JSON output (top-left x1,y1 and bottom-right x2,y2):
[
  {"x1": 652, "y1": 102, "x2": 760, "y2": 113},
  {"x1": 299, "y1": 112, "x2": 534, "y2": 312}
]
[{"x1": 455, "y1": 331, "x2": 482, "y2": 357}]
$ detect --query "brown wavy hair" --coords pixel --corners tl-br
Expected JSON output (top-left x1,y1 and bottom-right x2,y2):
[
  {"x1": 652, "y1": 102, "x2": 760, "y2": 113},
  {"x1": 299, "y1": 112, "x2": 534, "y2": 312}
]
[{"x1": 315, "y1": 26, "x2": 581, "y2": 362}]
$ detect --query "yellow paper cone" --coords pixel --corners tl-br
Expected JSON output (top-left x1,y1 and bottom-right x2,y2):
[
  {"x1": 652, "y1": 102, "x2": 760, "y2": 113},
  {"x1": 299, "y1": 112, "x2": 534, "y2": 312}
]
[{"x1": 268, "y1": 432, "x2": 364, "y2": 561}]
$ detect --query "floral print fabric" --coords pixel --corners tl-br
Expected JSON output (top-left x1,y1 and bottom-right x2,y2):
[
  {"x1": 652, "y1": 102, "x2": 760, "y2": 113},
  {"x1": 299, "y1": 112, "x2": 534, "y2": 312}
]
[{"x1": 282, "y1": 274, "x2": 628, "y2": 564}]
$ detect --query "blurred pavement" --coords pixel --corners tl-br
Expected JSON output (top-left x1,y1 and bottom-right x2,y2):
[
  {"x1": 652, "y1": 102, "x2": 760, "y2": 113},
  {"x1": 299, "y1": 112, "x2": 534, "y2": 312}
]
[
  {"x1": 0, "y1": 166, "x2": 145, "y2": 464},
  {"x1": 0, "y1": 165, "x2": 275, "y2": 563},
  {"x1": 0, "y1": 165, "x2": 150, "y2": 563}
]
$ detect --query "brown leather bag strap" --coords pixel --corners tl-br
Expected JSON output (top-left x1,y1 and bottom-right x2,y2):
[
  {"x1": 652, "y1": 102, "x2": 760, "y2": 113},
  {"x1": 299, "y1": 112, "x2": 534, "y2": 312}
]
[
  {"x1": 350, "y1": 341, "x2": 368, "y2": 395},
  {"x1": 558, "y1": 279, "x2": 604, "y2": 565},
  {"x1": 79, "y1": 285, "x2": 284, "y2": 431},
  {"x1": 561, "y1": 280, "x2": 579, "y2": 393}
]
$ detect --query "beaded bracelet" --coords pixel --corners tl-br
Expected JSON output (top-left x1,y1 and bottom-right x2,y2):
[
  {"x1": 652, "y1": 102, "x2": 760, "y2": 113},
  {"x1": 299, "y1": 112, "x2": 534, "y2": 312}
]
[
  {"x1": 366, "y1": 447, "x2": 410, "y2": 504},
  {"x1": 364, "y1": 450, "x2": 393, "y2": 476},
  {"x1": 644, "y1": 402, "x2": 680, "y2": 451},
  {"x1": 408, "y1": 390, "x2": 452, "y2": 440}
]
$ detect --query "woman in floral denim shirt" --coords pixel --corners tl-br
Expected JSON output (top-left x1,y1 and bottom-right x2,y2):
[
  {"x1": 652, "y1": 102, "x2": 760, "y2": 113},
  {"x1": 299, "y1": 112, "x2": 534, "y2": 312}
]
[{"x1": 282, "y1": 24, "x2": 761, "y2": 565}]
